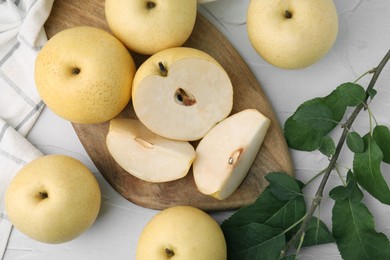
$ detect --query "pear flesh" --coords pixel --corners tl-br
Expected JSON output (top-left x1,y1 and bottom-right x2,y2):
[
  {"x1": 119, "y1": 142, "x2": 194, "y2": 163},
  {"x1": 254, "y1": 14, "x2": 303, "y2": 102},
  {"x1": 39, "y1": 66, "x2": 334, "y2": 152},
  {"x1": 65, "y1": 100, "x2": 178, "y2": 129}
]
[
  {"x1": 132, "y1": 47, "x2": 233, "y2": 141},
  {"x1": 106, "y1": 118, "x2": 196, "y2": 183},
  {"x1": 193, "y1": 109, "x2": 271, "y2": 200}
]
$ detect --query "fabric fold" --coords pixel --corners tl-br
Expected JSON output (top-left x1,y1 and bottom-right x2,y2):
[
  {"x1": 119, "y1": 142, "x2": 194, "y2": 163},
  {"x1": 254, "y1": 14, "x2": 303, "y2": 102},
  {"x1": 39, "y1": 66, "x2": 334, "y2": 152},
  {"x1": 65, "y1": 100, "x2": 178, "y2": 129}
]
[
  {"x1": 0, "y1": 119, "x2": 43, "y2": 258},
  {"x1": 0, "y1": 0, "x2": 54, "y2": 258}
]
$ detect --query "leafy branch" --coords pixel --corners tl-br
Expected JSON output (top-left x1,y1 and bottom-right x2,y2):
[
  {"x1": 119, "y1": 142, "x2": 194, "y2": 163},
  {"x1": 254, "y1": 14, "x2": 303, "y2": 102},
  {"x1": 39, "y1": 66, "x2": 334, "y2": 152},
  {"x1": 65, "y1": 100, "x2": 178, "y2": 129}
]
[
  {"x1": 280, "y1": 48, "x2": 390, "y2": 258},
  {"x1": 220, "y1": 49, "x2": 390, "y2": 260}
]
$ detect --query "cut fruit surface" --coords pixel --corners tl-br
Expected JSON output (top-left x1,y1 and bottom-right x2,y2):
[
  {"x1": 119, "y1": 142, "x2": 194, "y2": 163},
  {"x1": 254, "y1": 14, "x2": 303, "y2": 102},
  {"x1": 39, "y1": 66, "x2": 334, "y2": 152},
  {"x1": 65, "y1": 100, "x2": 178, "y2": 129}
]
[
  {"x1": 193, "y1": 109, "x2": 271, "y2": 200},
  {"x1": 106, "y1": 118, "x2": 196, "y2": 183},
  {"x1": 132, "y1": 47, "x2": 233, "y2": 141}
]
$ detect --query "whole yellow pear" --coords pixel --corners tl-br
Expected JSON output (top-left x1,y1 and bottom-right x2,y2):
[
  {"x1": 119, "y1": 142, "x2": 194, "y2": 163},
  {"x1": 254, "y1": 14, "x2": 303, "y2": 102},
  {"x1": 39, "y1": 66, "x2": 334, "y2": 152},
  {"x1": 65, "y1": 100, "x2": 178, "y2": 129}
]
[
  {"x1": 5, "y1": 155, "x2": 101, "y2": 244},
  {"x1": 105, "y1": 0, "x2": 197, "y2": 55},
  {"x1": 247, "y1": 0, "x2": 338, "y2": 69},
  {"x1": 35, "y1": 26, "x2": 136, "y2": 124},
  {"x1": 136, "y1": 206, "x2": 227, "y2": 260}
]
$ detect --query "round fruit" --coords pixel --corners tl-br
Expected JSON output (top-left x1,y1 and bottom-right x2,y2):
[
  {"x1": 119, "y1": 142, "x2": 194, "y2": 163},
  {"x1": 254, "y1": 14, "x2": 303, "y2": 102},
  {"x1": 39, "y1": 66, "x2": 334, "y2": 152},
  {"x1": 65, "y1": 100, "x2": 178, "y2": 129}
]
[
  {"x1": 5, "y1": 155, "x2": 101, "y2": 244},
  {"x1": 132, "y1": 47, "x2": 233, "y2": 141},
  {"x1": 247, "y1": 0, "x2": 338, "y2": 69},
  {"x1": 136, "y1": 206, "x2": 227, "y2": 260},
  {"x1": 35, "y1": 26, "x2": 136, "y2": 124},
  {"x1": 105, "y1": 0, "x2": 197, "y2": 55}
]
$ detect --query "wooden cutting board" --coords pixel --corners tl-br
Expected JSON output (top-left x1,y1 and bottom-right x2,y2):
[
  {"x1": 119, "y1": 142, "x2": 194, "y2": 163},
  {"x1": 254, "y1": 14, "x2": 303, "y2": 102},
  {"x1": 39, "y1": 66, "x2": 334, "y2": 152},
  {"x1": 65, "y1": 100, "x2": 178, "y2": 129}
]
[{"x1": 44, "y1": 0, "x2": 294, "y2": 211}]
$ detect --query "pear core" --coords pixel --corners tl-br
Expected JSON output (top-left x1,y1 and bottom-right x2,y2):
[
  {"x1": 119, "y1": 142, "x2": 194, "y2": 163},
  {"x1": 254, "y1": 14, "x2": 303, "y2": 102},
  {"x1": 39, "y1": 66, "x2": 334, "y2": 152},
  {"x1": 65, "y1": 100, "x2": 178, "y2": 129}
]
[{"x1": 132, "y1": 47, "x2": 233, "y2": 141}]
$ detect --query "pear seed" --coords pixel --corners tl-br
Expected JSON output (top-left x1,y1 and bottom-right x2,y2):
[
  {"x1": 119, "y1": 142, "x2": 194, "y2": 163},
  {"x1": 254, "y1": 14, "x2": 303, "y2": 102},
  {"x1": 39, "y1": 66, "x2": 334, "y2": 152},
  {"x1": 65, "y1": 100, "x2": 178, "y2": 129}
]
[
  {"x1": 228, "y1": 148, "x2": 243, "y2": 165},
  {"x1": 174, "y1": 88, "x2": 196, "y2": 106},
  {"x1": 134, "y1": 137, "x2": 154, "y2": 149}
]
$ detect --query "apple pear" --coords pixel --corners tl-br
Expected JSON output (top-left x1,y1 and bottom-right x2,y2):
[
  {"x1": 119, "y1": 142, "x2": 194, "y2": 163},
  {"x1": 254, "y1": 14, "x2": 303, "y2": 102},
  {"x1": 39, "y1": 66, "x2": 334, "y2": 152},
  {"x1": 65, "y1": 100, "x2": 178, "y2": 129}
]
[
  {"x1": 105, "y1": 0, "x2": 197, "y2": 55},
  {"x1": 106, "y1": 118, "x2": 196, "y2": 182},
  {"x1": 193, "y1": 109, "x2": 271, "y2": 200},
  {"x1": 5, "y1": 155, "x2": 101, "y2": 244},
  {"x1": 136, "y1": 206, "x2": 227, "y2": 260},
  {"x1": 247, "y1": 0, "x2": 338, "y2": 69},
  {"x1": 35, "y1": 26, "x2": 136, "y2": 124},
  {"x1": 132, "y1": 47, "x2": 233, "y2": 141}
]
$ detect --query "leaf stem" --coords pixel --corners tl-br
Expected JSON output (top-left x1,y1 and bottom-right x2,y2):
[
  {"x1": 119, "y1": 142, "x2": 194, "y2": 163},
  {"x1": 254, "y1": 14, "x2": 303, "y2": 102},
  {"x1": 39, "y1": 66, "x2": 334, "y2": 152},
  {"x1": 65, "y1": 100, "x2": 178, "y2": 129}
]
[
  {"x1": 367, "y1": 105, "x2": 379, "y2": 135},
  {"x1": 303, "y1": 168, "x2": 328, "y2": 187},
  {"x1": 280, "y1": 48, "x2": 390, "y2": 258},
  {"x1": 296, "y1": 231, "x2": 306, "y2": 256},
  {"x1": 283, "y1": 214, "x2": 307, "y2": 235},
  {"x1": 353, "y1": 68, "x2": 376, "y2": 84},
  {"x1": 334, "y1": 164, "x2": 347, "y2": 186}
]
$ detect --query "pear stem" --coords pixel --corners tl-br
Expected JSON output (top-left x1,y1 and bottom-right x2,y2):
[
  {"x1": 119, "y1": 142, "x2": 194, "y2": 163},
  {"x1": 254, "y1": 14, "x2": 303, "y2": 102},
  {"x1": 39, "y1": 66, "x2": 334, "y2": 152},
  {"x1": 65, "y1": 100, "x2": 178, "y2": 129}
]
[
  {"x1": 158, "y1": 62, "x2": 168, "y2": 76},
  {"x1": 284, "y1": 10, "x2": 293, "y2": 19},
  {"x1": 72, "y1": 67, "x2": 80, "y2": 75},
  {"x1": 146, "y1": 1, "x2": 155, "y2": 9},
  {"x1": 165, "y1": 248, "x2": 174, "y2": 258},
  {"x1": 39, "y1": 191, "x2": 48, "y2": 199}
]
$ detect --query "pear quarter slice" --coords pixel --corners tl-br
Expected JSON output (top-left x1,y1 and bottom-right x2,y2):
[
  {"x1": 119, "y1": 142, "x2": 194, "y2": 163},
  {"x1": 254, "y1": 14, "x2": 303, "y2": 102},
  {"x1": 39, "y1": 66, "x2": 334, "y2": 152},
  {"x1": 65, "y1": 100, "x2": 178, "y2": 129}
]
[
  {"x1": 132, "y1": 47, "x2": 233, "y2": 141},
  {"x1": 106, "y1": 118, "x2": 196, "y2": 183},
  {"x1": 193, "y1": 109, "x2": 271, "y2": 200}
]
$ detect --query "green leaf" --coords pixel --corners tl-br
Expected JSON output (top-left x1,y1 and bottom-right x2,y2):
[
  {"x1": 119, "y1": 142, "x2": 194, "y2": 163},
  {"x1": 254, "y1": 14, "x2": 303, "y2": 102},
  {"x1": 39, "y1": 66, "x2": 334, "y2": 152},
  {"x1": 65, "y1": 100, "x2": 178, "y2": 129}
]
[
  {"x1": 293, "y1": 103, "x2": 335, "y2": 131},
  {"x1": 265, "y1": 172, "x2": 301, "y2": 201},
  {"x1": 221, "y1": 187, "x2": 282, "y2": 227},
  {"x1": 300, "y1": 217, "x2": 335, "y2": 247},
  {"x1": 367, "y1": 89, "x2": 377, "y2": 99},
  {"x1": 319, "y1": 135, "x2": 336, "y2": 157},
  {"x1": 347, "y1": 131, "x2": 364, "y2": 153},
  {"x1": 284, "y1": 94, "x2": 345, "y2": 152},
  {"x1": 336, "y1": 82, "x2": 366, "y2": 107},
  {"x1": 221, "y1": 187, "x2": 306, "y2": 232},
  {"x1": 280, "y1": 255, "x2": 296, "y2": 260},
  {"x1": 223, "y1": 223, "x2": 285, "y2": 260},
  {"x1": 284, "y1": 117, "x2": 326, "y2": 151},
  {"x1": 323, "y1": 90, "x2": 348, "y2": 122},
  {"x1": 330, "y1": 177, "x2": 390, "y2": 260},
  {"x1": 353, "y1": 134, "x2": 390, "y2": 204},
  {"x1": 284, "y1": 84, "x2": 364, "y2": 152},
  {"x1": 372, "y1": 125, "x2": 390, "y2": 163},
  {"x1": 329, "y1": 171, "x2": 363, "y2": 202}
]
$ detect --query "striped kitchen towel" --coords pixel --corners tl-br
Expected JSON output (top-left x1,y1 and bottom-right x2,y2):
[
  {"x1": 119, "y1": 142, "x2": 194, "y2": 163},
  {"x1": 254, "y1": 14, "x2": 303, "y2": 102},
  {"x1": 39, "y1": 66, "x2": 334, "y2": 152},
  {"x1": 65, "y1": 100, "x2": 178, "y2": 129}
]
[{"x1": 0, "y1": 0, "x2": 54, "y2": 258}]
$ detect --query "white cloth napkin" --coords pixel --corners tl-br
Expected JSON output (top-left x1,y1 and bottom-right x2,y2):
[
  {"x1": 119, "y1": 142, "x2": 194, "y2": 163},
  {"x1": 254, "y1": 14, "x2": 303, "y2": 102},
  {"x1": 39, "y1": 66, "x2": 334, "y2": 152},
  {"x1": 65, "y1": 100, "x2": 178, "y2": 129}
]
[{"x1": 0, "y1": 0, "x2": 53, "y2": 258}]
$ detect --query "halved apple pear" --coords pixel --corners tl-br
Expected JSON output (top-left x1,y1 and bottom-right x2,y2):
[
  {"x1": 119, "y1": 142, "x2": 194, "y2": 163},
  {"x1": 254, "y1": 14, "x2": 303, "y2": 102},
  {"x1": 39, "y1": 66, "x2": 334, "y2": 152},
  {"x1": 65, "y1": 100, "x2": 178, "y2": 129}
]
[
  {"x1": 193, "y1": 109, "x2": 271, "y2": 200},
  {"x1": 106, "y1": 118, "x2": 196, "y2": 183},
  {"x1": 132, "y1": 47, "x2": 233, "y2": 141}
]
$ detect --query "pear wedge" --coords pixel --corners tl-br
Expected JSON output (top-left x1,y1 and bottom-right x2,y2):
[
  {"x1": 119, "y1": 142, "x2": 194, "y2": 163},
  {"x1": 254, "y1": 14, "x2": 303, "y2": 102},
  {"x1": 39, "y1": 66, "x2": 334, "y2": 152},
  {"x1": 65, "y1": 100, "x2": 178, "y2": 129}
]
[
  {"x1": 193, "y1": 109, "x2": 271, "y2": 200},
  {"x1": 106, "y1": 118, "x2": 196, "y2": 183}
]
